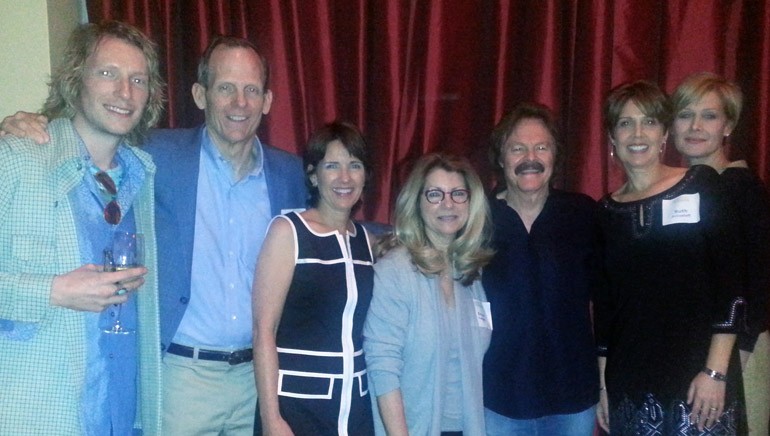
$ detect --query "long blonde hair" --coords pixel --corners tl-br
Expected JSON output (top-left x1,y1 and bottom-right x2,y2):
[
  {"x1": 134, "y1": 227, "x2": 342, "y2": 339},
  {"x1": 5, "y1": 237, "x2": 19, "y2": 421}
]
[{"x1": 385, "y1": 153, "x2": 494, "y2": 285}]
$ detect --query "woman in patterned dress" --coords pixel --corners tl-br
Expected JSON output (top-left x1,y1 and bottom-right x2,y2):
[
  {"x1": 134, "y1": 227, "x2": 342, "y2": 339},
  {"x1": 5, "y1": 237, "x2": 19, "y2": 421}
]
[
  {"x1": 253, "y1": 122, "x2": 375, "y2": 435},
  {"x1": 595, "y1": 81, "x2": 747, "y2": 435}
]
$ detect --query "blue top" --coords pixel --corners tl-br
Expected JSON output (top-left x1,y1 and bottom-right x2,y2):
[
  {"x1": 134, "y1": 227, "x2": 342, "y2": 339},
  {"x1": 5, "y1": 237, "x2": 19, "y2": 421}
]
[
  {"x1": 173, "y1": 129, "x2": 271, "y2": 349},
  {"x1": 73, "y1": 142, "x2": 146, "y2": 435},
  {"x1": 482, "y1": 189, "x2": 600, "y2": 419},
  {"x1": 440, "y1": 304, "x2": 462, "y2": 431},
  {"x1": 273, "y1": 212, "x2": 374, "y2": 435}
]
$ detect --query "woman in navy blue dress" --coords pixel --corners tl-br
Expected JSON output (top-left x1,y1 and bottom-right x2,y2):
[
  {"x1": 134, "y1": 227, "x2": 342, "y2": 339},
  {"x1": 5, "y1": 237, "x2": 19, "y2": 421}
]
[{"x1": 253, "y1": 122, "x2": 374, "y2": 435}]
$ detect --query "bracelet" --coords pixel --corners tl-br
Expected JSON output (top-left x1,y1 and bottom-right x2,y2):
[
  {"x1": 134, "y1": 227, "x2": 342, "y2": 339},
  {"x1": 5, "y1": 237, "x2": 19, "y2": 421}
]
[{"x1": 702, "y1": 367, "x2": 727, "y2": 382}]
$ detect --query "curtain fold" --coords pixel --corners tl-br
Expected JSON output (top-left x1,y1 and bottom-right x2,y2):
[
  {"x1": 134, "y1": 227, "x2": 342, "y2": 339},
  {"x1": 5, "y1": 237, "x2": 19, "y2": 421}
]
[{"x1": 88, "y1": 0, "x2": 770, "y2": 224}]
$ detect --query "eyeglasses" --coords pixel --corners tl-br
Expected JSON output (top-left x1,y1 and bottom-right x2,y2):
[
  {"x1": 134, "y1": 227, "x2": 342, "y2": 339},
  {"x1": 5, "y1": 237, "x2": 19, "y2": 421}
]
[
  {"x1": 423, "y1": 189, "x2": 470, "y2": 204},
  {"x1": 94, "y1": 171, "x2": 122, "y2": 225}
]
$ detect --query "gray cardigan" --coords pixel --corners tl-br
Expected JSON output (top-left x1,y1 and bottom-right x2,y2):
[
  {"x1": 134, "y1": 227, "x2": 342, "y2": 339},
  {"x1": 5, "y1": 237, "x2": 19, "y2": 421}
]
[{"x1": 363, "y1": 246, "x2": 491, "y2": 435}]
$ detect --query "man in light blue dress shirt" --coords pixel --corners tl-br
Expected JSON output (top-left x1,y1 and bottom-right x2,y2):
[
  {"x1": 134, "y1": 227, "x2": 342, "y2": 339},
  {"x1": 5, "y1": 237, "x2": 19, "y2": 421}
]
[{"x1": 146, "y1": 38, "x2": 307, "y2": 435}]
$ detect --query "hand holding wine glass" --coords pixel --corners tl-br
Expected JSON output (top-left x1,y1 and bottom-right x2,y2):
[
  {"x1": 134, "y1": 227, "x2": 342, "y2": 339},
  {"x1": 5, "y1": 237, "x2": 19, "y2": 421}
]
[
  {"x1": 103, "y1": 232, "x2": 144, "y2": 334},
  {"x1": 49, "y1": 264, "x2": 146, "y2": 312}
]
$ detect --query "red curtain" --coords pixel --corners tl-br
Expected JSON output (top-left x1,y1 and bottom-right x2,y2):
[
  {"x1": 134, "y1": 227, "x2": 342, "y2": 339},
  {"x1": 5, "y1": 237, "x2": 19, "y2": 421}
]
[{"x1": 88, "y1": 0, "x2": 770, "y2": 224}]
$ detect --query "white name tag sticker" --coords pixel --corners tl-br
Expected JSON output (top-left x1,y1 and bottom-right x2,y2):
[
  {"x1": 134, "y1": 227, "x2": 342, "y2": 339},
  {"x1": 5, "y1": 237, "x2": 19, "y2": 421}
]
[
  {"x1": 661, "y1": 193, "x2": 700, "y2": 226},
  {"x1": 473, "y1": 299, "x2": 493, "y2": 330}
]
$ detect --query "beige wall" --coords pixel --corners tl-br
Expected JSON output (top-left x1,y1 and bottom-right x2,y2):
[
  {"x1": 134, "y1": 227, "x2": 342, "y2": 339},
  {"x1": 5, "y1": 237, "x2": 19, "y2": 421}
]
[
  {"x1": 47, "y1": 0, "x2": 82, "y2": 72},
  {"x1": 0, "y1": 0, "x2": 81, "y2": 118}
]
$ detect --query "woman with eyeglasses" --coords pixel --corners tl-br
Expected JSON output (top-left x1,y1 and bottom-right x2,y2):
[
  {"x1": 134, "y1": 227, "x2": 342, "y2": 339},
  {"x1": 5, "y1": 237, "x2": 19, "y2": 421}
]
[{"x1": 363, "y1": 153, "x2": 494, "y2": 435}]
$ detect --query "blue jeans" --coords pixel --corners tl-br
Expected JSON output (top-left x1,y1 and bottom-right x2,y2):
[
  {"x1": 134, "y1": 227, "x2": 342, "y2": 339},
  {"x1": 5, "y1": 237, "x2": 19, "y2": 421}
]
[{"x1": 485, "y1": 405, "x2": 596, "y2": 436}]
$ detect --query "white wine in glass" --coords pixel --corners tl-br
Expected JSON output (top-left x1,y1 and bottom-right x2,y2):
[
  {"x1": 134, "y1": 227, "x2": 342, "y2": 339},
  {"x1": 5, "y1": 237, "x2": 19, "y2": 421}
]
[{"x1": 102, "y1": 232, "x2": 144, "y2": 334}]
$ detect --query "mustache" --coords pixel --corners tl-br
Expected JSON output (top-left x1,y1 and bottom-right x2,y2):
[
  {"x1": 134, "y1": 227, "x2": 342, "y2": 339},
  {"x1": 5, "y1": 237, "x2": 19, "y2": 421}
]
[{"x1": 513, "y1": 160, "x2": 546, "y2": 175}]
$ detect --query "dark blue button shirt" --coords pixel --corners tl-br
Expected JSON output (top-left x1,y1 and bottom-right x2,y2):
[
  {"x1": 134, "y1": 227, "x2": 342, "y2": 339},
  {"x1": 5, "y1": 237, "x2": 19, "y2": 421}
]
[{"x1": 482, "y1": 190, "x2": 600, "y2": 418}]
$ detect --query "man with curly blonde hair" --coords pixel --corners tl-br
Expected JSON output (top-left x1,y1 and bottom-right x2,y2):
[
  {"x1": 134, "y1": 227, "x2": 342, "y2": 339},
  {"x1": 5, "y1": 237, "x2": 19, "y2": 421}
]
[{"x1": 0, "y1": 21, "x2": 163, "y2": 434}]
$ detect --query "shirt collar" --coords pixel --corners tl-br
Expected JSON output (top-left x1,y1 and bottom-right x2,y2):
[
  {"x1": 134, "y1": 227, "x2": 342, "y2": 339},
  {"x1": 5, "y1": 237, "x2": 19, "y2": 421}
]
[{"x1": 201, "y1": 128, "x2": 265, "y2": 181}]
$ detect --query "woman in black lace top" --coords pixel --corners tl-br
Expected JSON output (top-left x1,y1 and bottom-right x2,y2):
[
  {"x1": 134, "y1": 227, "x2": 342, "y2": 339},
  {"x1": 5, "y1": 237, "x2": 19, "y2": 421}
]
[{"x1": 671, "y1": 72, "x2": 770, "y2": 436}]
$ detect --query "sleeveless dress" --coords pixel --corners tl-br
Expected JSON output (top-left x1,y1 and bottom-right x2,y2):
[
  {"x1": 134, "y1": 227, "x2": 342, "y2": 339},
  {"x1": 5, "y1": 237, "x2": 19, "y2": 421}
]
[
  {"x1": 255, "y1": 211, "x2": 374, "y2": 435},
  {"x1": 596, "y1": 165, "x2": 747, "y2": 435}
]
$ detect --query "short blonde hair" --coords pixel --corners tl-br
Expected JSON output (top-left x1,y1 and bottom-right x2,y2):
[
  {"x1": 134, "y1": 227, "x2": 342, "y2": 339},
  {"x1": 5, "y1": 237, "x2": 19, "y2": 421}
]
[
  {"x1": 388, "y1": 153, "x2": 494, "y2": 285},
  {"x1": 670, "y1": 72, "x2": 742, "y2": 127}
]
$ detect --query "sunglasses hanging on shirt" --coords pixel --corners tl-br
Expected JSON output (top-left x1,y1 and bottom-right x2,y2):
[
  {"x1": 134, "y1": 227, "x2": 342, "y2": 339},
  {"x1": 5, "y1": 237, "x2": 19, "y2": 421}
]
[{"x1": 94, "y1": 171, "x2": 122, "y2": 225}]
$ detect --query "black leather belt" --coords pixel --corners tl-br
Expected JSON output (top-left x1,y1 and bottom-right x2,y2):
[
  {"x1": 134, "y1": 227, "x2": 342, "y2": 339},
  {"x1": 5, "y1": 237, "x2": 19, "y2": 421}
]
[{"x1": 167, "y1": 343, "x2": 253, "y2": 365}]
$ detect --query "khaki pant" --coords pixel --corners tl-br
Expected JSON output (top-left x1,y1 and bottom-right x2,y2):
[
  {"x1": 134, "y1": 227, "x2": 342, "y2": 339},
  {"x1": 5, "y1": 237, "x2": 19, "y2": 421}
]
[
  {"x1": 744, "y1": 331, "x2": 770, "y2": 436},
  {"x1": 162, "y1": 352, "x2": 257, "y2": 435}
]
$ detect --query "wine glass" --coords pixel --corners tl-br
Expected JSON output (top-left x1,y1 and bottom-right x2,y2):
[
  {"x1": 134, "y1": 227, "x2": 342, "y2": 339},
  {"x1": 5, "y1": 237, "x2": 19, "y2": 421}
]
[{"x1": 102, "y1": 232, "x2": 144, "y2": 334}]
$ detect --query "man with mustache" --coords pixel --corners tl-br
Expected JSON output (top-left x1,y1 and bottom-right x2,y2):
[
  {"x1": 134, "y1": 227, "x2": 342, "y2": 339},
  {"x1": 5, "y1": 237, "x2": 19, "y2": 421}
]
[{"x1": 482, "y1": 103, "x2": 602, "y2": 435}]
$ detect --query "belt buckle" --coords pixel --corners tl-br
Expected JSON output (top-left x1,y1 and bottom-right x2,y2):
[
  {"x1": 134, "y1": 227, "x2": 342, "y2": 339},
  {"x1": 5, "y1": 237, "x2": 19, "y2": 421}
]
[{"x1": 228, "y1": 349, "x2": 250, "y2": 365}]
